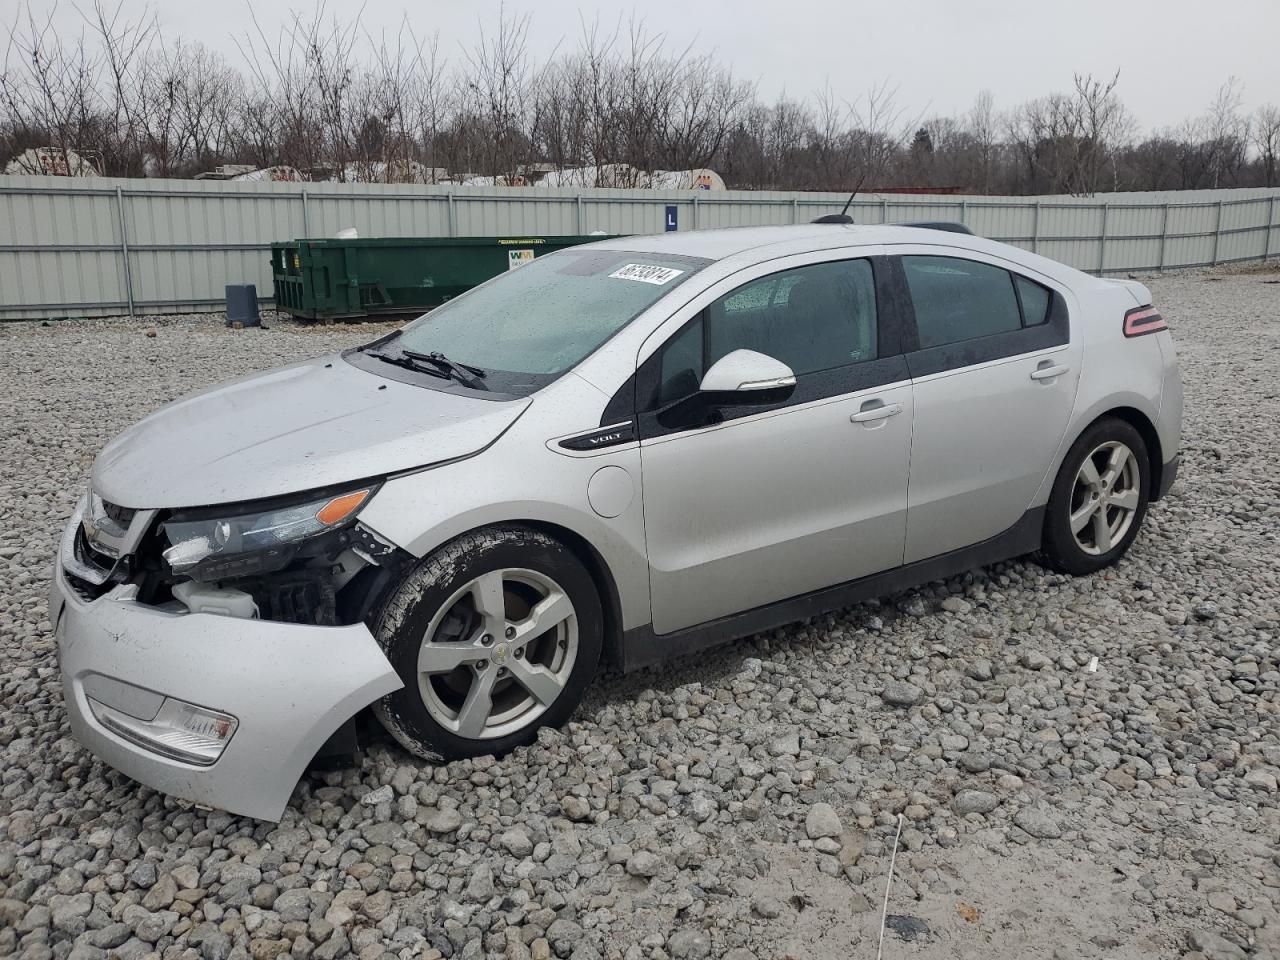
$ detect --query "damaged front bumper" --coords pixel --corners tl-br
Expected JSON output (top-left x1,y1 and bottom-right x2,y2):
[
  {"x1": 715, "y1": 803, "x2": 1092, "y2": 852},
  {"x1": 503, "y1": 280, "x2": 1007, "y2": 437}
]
[{"x1": 51, "y1": 550, "x2": 403, "y2": 821}]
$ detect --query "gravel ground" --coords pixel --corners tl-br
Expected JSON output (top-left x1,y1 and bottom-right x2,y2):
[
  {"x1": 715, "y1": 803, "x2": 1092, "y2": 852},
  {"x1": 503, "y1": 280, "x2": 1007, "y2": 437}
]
[{"x1": 1, "y1": 268, "x2": 1278, "y2": 960}]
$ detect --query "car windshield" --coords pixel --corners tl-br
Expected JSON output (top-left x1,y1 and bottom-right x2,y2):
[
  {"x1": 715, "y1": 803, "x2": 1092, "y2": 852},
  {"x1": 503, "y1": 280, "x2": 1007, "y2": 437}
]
[{"x1": 393, "y1": 248, "x2": 708, "y2": 389}]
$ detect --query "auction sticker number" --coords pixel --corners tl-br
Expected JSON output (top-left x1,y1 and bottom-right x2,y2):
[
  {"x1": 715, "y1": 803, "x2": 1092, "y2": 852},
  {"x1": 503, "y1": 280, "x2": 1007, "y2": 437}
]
[{"x1": 609, "y1": 263, "x2": 684, "y2": 285}]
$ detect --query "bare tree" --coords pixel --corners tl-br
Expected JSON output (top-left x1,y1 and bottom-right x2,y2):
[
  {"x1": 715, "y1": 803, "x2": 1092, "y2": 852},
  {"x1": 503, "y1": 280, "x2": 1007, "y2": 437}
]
[
  {"x1": 1005, "y1": 73, "x2": 1131, "y2": 196},
  {"x1": 846, "y1": 80, "x2": 920, "y2": 190},
  {"x1": 174, "y1": 44, "x2": 241, "y2": 171},
  {"x1": 1, "y1": 3, "x2": 104, "y2": 173},
  {"x1": 6, "y1": 4, "x2": 1280, "y2": 193},
  {"x1": 84, "y1": 0, "x2": 158, "y2": 175},
  {"x1": 236, "y1": 2, "x2": 365, "y2": 178},
  {"x1": 403, "y1": 26, "x2": 450, "y2": 179},
  {"x1": 807, "y1": 82, "x2": 852, "y2": 190},
  {"x1": 1071, "y1": 71, "x2": 1133, "y2": 194},
  {"x1": 458, "y1": 6, "x2": 537, "y2": 180},
  {"x1": 659, "y1": 49, "x2": 753, "y2": 174},
  {"x1": 1204, "y1": 76, "x2": 1249, "y2": 188},
  {"x1": 1254, "y1": 103, "x2": 1280, "y2": 188},
  {"x1": 969, "y1": 90, "x2": 998, "y2": 193},
  {"x1": 614, "y1": 19, "x2": 679, "y2": 184}
]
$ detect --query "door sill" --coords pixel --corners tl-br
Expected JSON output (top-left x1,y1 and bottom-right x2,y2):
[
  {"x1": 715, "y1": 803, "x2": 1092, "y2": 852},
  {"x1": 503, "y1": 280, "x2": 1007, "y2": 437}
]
[{"x1": 621, "y1": 507, "x2": 1045, "y2": 672}]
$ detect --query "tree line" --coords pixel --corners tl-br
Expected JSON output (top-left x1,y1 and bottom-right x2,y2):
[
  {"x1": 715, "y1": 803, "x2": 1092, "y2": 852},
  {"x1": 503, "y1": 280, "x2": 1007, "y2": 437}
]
[{"x1": 3, "y1": 2, "x2": 1278, "y2": 194}]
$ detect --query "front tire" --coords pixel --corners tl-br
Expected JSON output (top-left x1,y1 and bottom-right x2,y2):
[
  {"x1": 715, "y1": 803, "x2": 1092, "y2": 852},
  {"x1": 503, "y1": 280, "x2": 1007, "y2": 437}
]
[
  {"x1": 1041, "y1": 417, "x2": 1150, "y2": 576},
  {"x1": 372, "y1": 525, "x2": 602, "y2": 760}
]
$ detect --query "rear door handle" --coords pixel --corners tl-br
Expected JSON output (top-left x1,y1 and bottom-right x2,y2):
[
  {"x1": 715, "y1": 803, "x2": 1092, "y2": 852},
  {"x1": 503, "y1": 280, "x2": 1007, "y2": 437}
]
[
  {"x1": 850, "y1": 400, "x2": 903, "y2": 423},
  {"x1": 1030, "y1": 363, "x2": 1070, "y2": 381}
]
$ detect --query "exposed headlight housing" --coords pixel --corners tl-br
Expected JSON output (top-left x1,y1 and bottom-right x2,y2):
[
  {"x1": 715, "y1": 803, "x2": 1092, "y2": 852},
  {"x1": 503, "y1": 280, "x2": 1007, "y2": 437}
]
[{"x1": 162, "y1": 486, "x2": 375, "y2": 582}]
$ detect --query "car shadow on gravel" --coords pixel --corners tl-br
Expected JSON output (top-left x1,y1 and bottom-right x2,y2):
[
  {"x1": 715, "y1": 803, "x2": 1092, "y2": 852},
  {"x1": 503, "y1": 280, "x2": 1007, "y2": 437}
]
[{"x1": 350, "y1": 571, "x2": 973, "y2": 768}]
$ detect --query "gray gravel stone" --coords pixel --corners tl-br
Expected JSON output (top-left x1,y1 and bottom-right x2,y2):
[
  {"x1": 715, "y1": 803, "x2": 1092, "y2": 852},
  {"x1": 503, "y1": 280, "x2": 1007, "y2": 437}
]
[
  {"x1": 1013, "y1": 807, "x2": 1063, "y2": 840},
  {"x1": 128, "y1": 862, "x2": 157, "y2": 889},
  {"x1": 88, "y1": 923, "x2": 132, "y2": 949},
  {"x1": 625, "y1": 851, "x2": 662, "y2": 878},
  {"x1": 804, "y1": 802, "x2": 842, "y2": 839},
  {"x1": 1019, "y1": 651, "x2": 1051, "y2": 670},
  {"x1": 1243, "y1": 769, "x2": 1277, "y2": 793},
  {"x1": 50, "y1": 892, "x2": 92, "y2": 934},
  {"x1": 465, "y1": 864, "x2": 495, "y2": 903},
  {"x1": 1186, "y1": 930, "x2": 1247, "y2": 960},
  {"x1": 561, "y1": 796, "x2": 591, "y2": 821},
  {"x1": 421, "y1": 807, "x2": 463, "y2": 833},
  {"x1": 880, "y1": 680, "x2": 923, "y2": 707},
  {"x1": 499, "y1": 828, "x2": 534, "y2": 857},
  {"x1": 964, "y1": 659, "x2": 994, "y2": 681},
  {"x1": 668, "y1": 929, "x2": 712, "y2": 959},
  {"x1": 361, "y1": 784, "x2": 394, "y2": 806},
  {"x1": 188, "y1": 922, "x2": 233, "y2": 960},
  {"x1": 132, "y1": 909, "x2": 178, "y2": 943},
  {"x1": 752, "y1": 896, "x2": 783, "y2": 919},
  {"x1": 952, "y1": 790, "x2": 999, "y2": 815},
  {"x1": 546, "y1": 918, "x2": 583, "y2": 954}
]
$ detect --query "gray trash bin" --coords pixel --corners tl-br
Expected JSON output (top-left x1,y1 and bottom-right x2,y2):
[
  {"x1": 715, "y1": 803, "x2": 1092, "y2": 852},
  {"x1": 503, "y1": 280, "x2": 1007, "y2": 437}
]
[{"x1": 225, "y1": 284, "x2": 260, "y2": 327}]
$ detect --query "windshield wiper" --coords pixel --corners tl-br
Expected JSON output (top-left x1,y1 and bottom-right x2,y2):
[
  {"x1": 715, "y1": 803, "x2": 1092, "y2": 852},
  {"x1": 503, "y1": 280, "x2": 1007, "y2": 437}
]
[
  {"x1": 401, "y1": 349, "x2": 488, "y2": 389},
  {"x1": 361, "y1": 332, "x2": 488, "y2": 390},
  {"x1": 365, "y1": 347, "x2": 488, "y2": 390}
]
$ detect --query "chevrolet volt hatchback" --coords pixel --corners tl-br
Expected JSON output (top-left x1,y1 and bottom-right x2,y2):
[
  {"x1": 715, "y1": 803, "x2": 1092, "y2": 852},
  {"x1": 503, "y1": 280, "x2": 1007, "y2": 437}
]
[{"x1": 51, "y1": 224, "x2": 1182, "y2": 819}]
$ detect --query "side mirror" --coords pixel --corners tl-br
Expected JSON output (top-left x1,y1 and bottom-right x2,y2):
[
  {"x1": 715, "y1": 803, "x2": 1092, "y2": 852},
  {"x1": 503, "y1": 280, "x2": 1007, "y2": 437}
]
[{"x1": 699, "y1": 349, "x2": 796, "y2": 403}]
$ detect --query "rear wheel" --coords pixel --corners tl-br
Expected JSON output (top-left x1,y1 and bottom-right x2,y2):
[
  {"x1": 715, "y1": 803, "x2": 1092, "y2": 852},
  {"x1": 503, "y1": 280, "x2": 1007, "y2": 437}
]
[
  {"x1": 1041, "y1": 417, "x2": 1150, "y2": 576},
  {"x1": 372, "y1": 526, "x2": 602, "y2": 760}
]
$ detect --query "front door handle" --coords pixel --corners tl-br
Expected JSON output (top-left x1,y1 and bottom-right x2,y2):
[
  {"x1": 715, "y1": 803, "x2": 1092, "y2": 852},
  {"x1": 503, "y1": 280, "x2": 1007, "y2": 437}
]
[
  {"x1": 1030, "y1": 362, "x2": 1070, "y2": 381},
  {"x1": 850, "y1": 400, "x2": 903, "y2": 424}
]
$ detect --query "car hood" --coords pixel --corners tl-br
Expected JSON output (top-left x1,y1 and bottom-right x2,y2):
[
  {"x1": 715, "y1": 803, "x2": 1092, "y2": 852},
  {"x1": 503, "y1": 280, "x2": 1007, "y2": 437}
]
[{"x1": 92, "y1": 354, "x2": 530, "y2": 508}]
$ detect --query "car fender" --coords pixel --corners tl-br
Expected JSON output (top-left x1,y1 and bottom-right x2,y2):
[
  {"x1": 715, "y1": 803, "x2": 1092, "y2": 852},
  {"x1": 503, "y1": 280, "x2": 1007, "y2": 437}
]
[
  {"x1": 357, "y1": 375, "x2": 651, "y2": 633},
  {"x1": 1032, "y1": 390, "x2": 1164, "y2": 508}
]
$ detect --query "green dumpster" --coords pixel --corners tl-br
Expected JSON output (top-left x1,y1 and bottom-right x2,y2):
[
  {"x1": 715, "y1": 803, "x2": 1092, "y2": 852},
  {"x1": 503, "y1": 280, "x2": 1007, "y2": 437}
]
[{"x1": 270, "y1": 235, "x2": 615, "y2": 322}]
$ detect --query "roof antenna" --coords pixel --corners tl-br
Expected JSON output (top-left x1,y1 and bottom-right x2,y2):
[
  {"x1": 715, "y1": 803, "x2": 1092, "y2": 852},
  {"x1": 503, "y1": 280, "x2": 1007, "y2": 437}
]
[{"x1": 812, "y1": 175, "x2": 865, "y2": 224}]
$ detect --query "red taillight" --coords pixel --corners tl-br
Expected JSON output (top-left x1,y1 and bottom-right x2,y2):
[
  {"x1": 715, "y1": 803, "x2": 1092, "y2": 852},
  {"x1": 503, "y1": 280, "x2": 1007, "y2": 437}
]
[{"x1": 1123, "y1": 305, "x2": 1167, "y2": 338}]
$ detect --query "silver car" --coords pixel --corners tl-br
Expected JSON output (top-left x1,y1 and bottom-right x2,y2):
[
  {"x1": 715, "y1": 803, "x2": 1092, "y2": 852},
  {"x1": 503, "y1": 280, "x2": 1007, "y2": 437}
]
[{"x1": 50, "y1": 223, "x2": 1182, "y2": 820}]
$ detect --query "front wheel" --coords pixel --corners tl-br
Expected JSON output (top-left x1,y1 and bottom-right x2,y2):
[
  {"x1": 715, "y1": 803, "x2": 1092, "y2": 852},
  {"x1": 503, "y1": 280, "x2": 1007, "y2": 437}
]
[
  {"x1": 372, "y1": 526, "x2": 602, "y2": 760},
  {"x1": 1041, "y1": 417, "x2": 1150, "y2": 576}
]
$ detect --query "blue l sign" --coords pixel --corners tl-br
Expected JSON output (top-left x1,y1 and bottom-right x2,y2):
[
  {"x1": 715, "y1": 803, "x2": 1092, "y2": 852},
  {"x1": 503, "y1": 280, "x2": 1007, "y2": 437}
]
[{"x1": 664, "y1": 205, "x2": 678, "y2": 232}]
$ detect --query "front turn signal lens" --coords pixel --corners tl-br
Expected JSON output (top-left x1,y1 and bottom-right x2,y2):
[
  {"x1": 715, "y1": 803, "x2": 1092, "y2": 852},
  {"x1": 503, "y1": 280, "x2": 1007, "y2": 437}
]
[{"x1": 317, "y1": 490, "x2": 370, "y2": 526}]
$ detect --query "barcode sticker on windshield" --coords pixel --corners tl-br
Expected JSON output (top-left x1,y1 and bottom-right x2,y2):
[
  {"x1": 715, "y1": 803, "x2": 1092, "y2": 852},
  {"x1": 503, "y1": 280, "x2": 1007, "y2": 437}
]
[{"x1": 609, "y1": 263, "x2": 684, "y2": 285}]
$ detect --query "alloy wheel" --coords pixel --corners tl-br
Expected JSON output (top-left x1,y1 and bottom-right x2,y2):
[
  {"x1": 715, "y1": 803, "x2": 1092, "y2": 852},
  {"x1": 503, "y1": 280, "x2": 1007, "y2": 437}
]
[
  {"x1": 416, "y1": 568, "x2": 578, "y2": 739},
  {"x1": 1068, "y1": 440, "x2": 1141, "y2": 556}
]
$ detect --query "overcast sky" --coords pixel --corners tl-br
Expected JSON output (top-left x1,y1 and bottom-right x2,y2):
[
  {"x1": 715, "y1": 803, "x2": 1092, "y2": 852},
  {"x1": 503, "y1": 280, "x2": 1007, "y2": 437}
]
[{"x1": 24, "y1": 0, "x2": 1280, "y2": 132}]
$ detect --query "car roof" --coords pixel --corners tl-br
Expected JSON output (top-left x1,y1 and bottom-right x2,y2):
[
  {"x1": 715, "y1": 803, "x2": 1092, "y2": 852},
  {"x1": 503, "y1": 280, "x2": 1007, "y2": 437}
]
[
  {"x1": 589, "y1": 223, "x2": 879, "y2": 259},
  {"x1": 587, "y1": 223, "x2": 1095, "y2": 286}
]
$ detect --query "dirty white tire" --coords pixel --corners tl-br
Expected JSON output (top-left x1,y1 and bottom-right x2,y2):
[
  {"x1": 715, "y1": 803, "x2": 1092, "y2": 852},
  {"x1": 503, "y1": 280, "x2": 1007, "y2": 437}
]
[{"x1": 372, "y1": 525, "x2": 602, "y2": 760}]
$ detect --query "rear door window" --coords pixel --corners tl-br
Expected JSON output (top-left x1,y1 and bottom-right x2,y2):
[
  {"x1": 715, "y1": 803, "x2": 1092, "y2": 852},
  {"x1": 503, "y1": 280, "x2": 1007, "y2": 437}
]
[{"x1": 901, "y1": 256, "x2": 1022, "y2": 348}]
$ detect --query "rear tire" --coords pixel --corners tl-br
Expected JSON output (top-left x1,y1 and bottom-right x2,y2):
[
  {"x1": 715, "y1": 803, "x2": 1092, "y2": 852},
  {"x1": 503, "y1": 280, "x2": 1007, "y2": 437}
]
[
  {"x1": 372, "y1": 525, "x2": 602, "y2": 760},
  {"x1": 1041, "y1": 417, "x2": 1150, "y2": 576}
]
